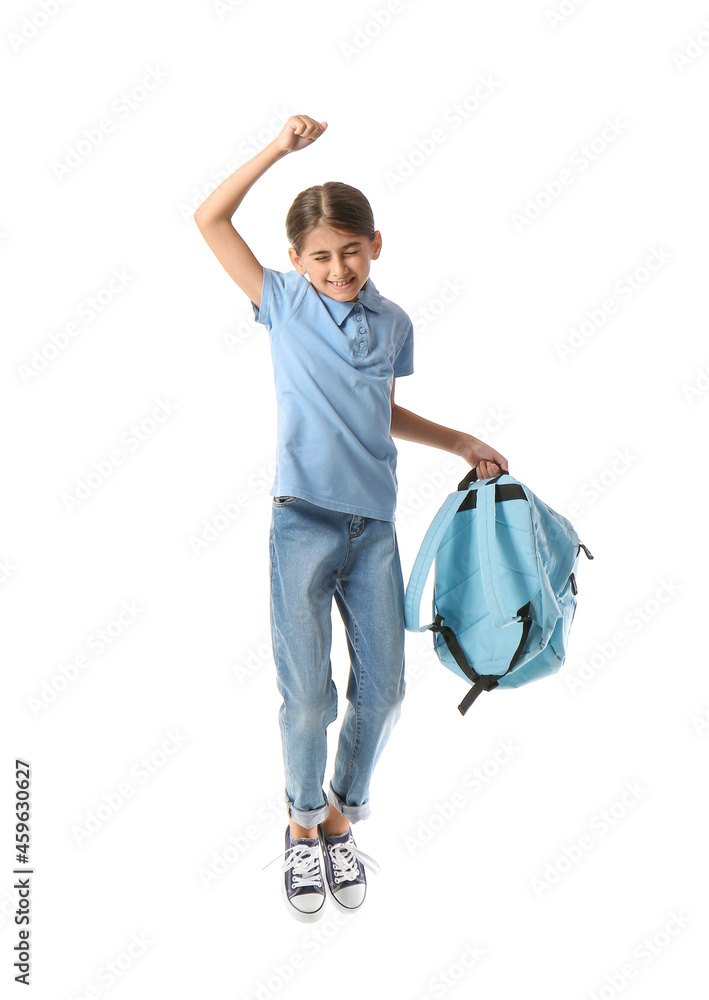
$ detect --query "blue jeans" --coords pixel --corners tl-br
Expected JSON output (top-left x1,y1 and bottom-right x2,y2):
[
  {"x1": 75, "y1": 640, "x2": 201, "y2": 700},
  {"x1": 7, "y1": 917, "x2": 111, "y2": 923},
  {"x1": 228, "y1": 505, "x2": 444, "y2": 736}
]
[{"x1": 269, "y1": 495, "x2": 406, "y2": 827}]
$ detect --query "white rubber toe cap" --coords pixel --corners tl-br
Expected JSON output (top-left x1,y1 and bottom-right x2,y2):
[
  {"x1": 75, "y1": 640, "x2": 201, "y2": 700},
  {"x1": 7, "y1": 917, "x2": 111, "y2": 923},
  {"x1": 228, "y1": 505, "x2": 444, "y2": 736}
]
[
  {"x1": 292, "y1": 892, "x2": 325, "y2": 914},
  {"x1": 333, "y1": 883, "x2": 366, "y2": 909}
]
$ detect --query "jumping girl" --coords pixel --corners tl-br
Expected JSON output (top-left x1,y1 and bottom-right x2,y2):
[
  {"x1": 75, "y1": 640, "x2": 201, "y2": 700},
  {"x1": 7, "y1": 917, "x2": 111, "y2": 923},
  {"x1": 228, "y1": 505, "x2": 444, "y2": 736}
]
[{"x1": 194, "y1": 114, "x2": 508, "y2": 921}]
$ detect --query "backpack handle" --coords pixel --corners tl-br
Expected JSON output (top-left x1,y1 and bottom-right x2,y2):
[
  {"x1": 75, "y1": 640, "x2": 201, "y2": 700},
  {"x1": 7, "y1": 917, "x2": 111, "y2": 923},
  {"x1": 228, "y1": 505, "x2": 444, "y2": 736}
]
[
  {"x1": 458, "y1": 468, "x2": 478, "y2": 490},
  {"x1": 458, "y1": 467, "x2": 510, "y2": 491}
]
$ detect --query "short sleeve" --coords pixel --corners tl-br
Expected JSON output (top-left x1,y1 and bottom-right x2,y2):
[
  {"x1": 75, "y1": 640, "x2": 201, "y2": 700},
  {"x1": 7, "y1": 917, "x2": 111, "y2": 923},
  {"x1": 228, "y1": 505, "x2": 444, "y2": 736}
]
[
  {"x1": 250, "y1": 267, "x2": 303, "y2": 334},
  {"x1": 393, "y1": 316, "x2": 414, "y2": 377}
]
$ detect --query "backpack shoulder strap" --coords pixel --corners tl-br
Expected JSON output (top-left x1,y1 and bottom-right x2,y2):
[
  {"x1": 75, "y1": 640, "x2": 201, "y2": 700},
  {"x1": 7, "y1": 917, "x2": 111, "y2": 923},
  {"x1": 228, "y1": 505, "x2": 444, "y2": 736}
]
[
  {"x1": 477, "y1": 478, "x2": 530, "y2": 629},
  {"x1": 404, "y1": 488, "x2": 469, "y2": 632}
]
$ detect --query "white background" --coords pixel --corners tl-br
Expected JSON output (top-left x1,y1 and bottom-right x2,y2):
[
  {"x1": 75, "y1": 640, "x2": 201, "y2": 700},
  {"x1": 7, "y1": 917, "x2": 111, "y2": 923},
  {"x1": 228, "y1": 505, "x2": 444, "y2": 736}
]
[{"x1": 2, "y1": 0, "x2": 708, "y2": 997}]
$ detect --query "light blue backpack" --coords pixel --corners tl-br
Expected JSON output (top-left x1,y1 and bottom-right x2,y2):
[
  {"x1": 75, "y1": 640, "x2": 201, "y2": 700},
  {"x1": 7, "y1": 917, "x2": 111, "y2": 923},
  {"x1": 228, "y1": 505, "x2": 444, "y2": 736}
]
[{"x1": 404, "y1": 469, "x2": 594, "y2": 715}]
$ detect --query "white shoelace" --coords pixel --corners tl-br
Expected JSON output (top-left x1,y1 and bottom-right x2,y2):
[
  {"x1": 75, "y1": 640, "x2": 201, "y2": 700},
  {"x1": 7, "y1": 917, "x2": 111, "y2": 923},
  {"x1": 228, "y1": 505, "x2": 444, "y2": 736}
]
[
  {"x1": 263, "y1": 842, "x2": 322, "y2": 889},
  {"x1": 262, "y1": 832, "x2": 382, "y2": 886},
  {"x1": 326, "y1": 835, "x2": 381, "y2": 882}
]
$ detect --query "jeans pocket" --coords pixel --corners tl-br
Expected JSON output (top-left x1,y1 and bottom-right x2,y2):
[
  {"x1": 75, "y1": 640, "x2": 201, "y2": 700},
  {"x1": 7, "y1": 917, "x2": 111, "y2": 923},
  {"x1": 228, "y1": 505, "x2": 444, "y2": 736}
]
[{"x1": 272, "y1": 495, "x2": 301, "y2": 507}]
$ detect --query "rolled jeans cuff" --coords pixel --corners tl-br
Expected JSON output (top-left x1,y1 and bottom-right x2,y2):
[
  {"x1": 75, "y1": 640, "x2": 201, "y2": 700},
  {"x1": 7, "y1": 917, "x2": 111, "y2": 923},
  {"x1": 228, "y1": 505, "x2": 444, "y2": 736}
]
[
  {"x1": 328, "y1": 780, "x2": 371, "y2": 824},
  {"x1": 284, "y1": 787, "x2": 331, "y2": 829}
]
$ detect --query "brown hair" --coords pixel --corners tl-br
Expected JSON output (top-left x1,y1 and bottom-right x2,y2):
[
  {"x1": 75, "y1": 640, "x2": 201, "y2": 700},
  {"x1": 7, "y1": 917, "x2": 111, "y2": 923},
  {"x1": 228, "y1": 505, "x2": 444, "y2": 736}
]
[{"x1": 285, "y1": 181, "x2": 376, "y2": 258}]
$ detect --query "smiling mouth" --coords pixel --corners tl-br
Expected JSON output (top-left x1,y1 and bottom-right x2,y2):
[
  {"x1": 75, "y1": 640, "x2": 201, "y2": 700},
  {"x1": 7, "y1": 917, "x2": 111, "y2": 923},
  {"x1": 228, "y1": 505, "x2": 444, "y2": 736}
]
[{"x1": 328, "y1": 277, "x2": 355, "y2": 289}]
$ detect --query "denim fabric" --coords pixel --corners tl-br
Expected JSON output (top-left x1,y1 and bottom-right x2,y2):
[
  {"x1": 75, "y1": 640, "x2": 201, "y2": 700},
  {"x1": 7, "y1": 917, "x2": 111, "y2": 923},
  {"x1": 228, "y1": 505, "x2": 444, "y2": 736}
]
[{"x1": 269, "y1": 495, "x2": 406, "y2": 827}]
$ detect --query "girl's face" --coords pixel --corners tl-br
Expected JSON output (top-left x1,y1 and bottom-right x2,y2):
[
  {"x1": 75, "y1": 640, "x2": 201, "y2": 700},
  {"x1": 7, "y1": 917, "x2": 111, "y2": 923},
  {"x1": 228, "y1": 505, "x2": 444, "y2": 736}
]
[{"x1": 288, "y1": 223, "x2": 382, "y2": 301}]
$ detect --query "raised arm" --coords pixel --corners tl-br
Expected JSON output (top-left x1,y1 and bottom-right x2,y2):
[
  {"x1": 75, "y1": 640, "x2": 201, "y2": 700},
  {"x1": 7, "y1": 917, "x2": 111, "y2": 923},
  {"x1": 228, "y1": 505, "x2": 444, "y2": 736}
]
[{"x1": 193, "y1": 115, "x2": 328, "y2": 309}]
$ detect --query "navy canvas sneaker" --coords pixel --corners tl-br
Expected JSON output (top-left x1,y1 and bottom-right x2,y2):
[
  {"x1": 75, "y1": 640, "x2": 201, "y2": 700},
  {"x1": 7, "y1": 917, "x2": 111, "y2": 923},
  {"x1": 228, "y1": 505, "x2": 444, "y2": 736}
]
[
  {"x1": 278, "y1": 825, "x2": 326, "y2": 922},
  {"x1": 317, "y1": 823, "x2": 381, "y2": 913}
]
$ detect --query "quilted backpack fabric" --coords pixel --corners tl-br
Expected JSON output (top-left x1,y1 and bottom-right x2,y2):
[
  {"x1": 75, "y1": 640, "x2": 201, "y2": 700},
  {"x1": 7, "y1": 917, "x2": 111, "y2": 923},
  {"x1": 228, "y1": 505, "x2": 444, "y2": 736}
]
[{"x1": 404, "y1": 469, "x2": 594, "y2": 715}]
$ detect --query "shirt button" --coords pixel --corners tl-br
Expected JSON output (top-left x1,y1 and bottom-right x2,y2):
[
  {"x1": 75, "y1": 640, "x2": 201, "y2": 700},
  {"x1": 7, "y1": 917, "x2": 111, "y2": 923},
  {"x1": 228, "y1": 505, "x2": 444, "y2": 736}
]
[
  {"x1": 359, "y1": 340, "x2": 365, "y2": 348},
  {"x1": 358, "y1": 327, "x2": 365, "y2": 334},
  {"x1": 355, "y1": 313, "x2": 362, "y2": 321}
]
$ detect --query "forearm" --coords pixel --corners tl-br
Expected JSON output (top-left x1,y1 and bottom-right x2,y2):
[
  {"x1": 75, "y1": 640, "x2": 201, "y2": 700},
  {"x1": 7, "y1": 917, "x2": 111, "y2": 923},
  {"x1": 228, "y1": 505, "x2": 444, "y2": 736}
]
[
  {"x1": 390, "y1": 404, "x2": 468, "y2": 457},
  {"x1": 194, "y1": 140, "x2": 288, "y2": 223}
]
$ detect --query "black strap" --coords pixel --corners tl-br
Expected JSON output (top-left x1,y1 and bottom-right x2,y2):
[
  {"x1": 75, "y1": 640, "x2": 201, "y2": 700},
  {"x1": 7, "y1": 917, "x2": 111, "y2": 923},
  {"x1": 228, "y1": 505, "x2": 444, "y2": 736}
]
[
  {"x1": 499, "y1": 602, "x2": 533, "y2": 680},
  {"x1": 431, "y1": 602, "x2": 534, "y2": 717},
  {"x1": 430, "y1": 614, "x2": 480, "y2": 688},
  {"x1": 457, "y1": 468, "x2": 479, "y2": 490},
  {"x1": 457, "y1": 675, "x2": 500, "y2": 715},
  {"x1": 457, "y1": 483, "x2": 526, "y2": 512},
  {"x1": 457, "y1": 468, "x2": 510, "y2": 491}
]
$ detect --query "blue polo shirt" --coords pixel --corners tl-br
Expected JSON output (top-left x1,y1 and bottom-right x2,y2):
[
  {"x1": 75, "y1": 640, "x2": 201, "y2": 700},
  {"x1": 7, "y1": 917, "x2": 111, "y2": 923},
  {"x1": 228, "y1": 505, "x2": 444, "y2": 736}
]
[{"x1": 251, "y1": 267, "x2": 414, "y2": 522}]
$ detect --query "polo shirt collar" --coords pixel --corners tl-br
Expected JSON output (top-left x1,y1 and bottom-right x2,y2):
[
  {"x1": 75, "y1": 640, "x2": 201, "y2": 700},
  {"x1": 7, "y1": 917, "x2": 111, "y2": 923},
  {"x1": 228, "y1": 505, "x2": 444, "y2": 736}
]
[{"x1": 312, "y1": 275, "x2": 383, "y2": 327}]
